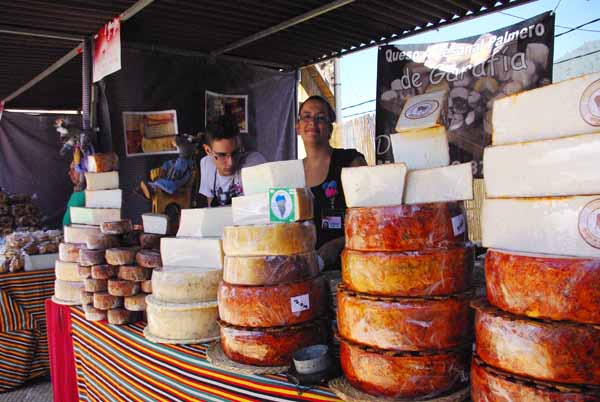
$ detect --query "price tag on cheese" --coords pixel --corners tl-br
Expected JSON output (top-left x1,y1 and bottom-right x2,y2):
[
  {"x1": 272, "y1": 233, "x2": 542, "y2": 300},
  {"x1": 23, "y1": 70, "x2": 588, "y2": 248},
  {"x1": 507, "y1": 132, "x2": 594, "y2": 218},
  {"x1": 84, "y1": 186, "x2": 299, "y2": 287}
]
[
  {"x1": 290, "y1": 294, "x2": 310, "y2": 313},
  {"x1": 269, "y1": 188, "x2": 296, "y2": 223}
]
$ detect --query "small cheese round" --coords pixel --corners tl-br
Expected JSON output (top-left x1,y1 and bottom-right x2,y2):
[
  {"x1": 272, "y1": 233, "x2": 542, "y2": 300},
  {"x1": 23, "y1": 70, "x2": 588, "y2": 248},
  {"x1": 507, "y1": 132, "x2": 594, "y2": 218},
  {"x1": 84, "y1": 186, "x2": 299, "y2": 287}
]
[
  {"x1": 135, "y1": 249, "x2": 162, "y2": 268},
  {"x1": 54, "y1": 280, "x2": 85, "y2": 303},
  {"x1": 84, "y1": 278, "x2": 108, "y2": 292},
  {"x1": 91, "y1": 264, "x2": 117, "y2": 280},
  {"x1": 139, "y1": 233, "x2": 162, "y2": 250},
  {"x1": 223, "y1": 252, "x2": 319, "y2": 286},
  {"x1": 83, "y1": 304, "x2": 107, "y2": 321},
  {"x1": 77, "y1": 265, "x2": 92, "y2": 279},
  {"x1": 100, "y1": 219, "x2": 132, "y2": 235},
  {"x1": 140, "y1": 280, "x2": 152, "y2": 293},
  {"x1": 124, "y1": 293, "x2": 147, "y2": 311},
  {"x1": 55, "y1": 260, "x2": 81, "y2": 281},
  {"x1": 108, "y1": 279, "x2": 140, "y2": 297},
  {"x1": 78, "y1": 248, "x2": 106, "y2": 266},
  {"x1": 107, "y1": 308, "x2": 141, "y2": 325},
  {"x1": 223, "y1": 222, "x2": 316, "y2": 256},
  {"x1": 93, "y1": 292, "x2": 123, "y2": 309},
  {"x1": 85, "y1": 233, "x2": 119, "y2": 250},
  {"x1": 145, "y1": 296, "x2": 219, "y2": 340},
  {"x1": 105, "y1": 247, "x2": 137, "y2": 265},
  {"x1": 80, "y1": 290, "x2": 94, "y2": 305},
  {"x1": 59, "y1": 243, "x2": 85, "y2": 263},
  {"x1": 152, "y1": 267, "x2": 221, "y2": 303},
  {"x1": 118, "y1": 265, "x2": 150, "y2": 281},
  {"x1": 120, "y1": 230, "x2": 141, "y2": 247}
]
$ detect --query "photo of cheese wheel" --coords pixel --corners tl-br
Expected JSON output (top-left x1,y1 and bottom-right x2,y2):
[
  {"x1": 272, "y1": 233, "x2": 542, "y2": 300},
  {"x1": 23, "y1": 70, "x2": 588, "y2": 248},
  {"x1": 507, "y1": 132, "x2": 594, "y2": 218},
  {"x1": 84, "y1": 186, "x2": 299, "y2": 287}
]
[
  {"x1": 79, "y1": 248, "x2": 106, "y2": 266},
  {"x1": 93, "y1": 292, "x2": 123, "y2": 310},
  {"x1": 85, "y1": 233, "x2": 119, "y2": 250},
  {"x1": 100, "y1": 219, "x2": 132, "y2": 235},
  {"x1": 91, "y1": 264, "x2": 117, "y2": 280},
  {"x1": 473, "y1": 300, "x2": 600, "y2": 385},
  {"x1": 84, "y1": 278, "x2": 108, "y2": 292},
  {"x1": 118, "y1": 265, "x2": 150, "y2": 281},
  {"x1": 108, "y1": 279, "x2": 140, "y2": 297},
  {"x1": 124, "y1": 293, "x2": 147, "y2": 311},
  {"x1": 107, "y1": 308, "x2": 141, "y2": 325},
  {"x1": 139, "y1": 233, "x2": 163, "y2": 250},
  {"x1": 223, "y1": 222, "x2": 316, "y2": 256},
  {"x1": 59, "y1": 243, "x2": 85, "y2": 263},
  {"x1": 345, "y1": 203, "x2": 464, "y2": 251},
  {"x1": 135, "y1": 249, "x2": 162, "y2": 268},
  {"x1": 105, "y1": 247, "x2": 137, "y2": 265},
  {"x1": 223, "y1": 252, "x2": 320, "y2": 286}
]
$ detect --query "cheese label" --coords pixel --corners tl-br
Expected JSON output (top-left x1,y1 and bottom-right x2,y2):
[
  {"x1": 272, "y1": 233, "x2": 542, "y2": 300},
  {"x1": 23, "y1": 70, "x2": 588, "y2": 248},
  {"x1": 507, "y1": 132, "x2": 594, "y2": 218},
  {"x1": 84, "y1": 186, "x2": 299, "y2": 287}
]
[
  {"x1": 578, "y1": 198, "x2": 600, "y2": 248},
  {"x1": 290, "y1": 294, "x2": 310, "y2": 313},
  {"x1": 451, "y1": 214, "x2": 466, "y2": 236},
  {"x1": 580, "y1": 79, "x2": 600, "y2": 126},
  {"x1": 269, "y1": 188, "x2": 296, "y2": 223},
  {"x1": 405, "y1": 100, "x2": 439, "y2": 120}
]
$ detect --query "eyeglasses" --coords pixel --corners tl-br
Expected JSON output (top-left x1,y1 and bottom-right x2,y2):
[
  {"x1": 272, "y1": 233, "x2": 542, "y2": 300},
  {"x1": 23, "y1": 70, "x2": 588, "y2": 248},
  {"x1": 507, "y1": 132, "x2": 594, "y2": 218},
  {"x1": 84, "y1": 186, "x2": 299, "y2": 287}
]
[
  {"x1": 212, "y1": 149, "x2": 243, "y2": 160},
  {"x1": 299, "y1": 113, "x2": 330, "y2": 124}
]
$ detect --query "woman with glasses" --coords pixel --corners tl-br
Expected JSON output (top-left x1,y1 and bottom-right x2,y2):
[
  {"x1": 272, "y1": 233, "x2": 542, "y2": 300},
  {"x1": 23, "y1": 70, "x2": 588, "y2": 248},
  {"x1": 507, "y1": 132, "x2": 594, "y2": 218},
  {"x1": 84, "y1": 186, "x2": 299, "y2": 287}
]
[{"x1": 298, "y1": 95, "x2": 367, "y2": 270}]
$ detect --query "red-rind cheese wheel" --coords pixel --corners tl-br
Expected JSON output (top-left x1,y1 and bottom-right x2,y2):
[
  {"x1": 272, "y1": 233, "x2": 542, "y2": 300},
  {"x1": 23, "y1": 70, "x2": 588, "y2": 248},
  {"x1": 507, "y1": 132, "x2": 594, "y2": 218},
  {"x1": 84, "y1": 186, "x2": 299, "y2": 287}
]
[
  {"x1": 339, "y1": 337, "x2": 470, "y2": 399},
  {"x1": 344, "y1": 203, "x2": 464, "y2": 251},
  {"x1": 88, "y1": 152, "x2": 118, "y2": 173},
  {"x1": 105, "y1": 247, "x2": 137, "y2": 265},
  {"x1": 108, "y1": 280, "x2": 140, "y2": 297},
  {"x1": 135, "y1": 249, "x2": 162, "y2": 268},
  {"x1": 79, "y1": 248, "x2": 106, "y2": 266},
  {"x1": 59, "y1": 243, "x2": 85, "y2": 263},
  {"x1": 93, "y1": 292, "x2": 123, "y2": 310},
  {"x1": 124, "y1": 294, "x2": 147, "y2": 311},
  {"x1": 140, "y1": 280, "x2": 152, "y2": 293},
  {"x1": 342, "y1": 247, "x2": 471, "y2": 297},
  {"x1": 473, "y1": 300, "x2": 600, "y2": 385},
  {"x1": 100, "y1": 220, "x2": 132, "y2": 235},
  {"x1": 83, "y1": 304, "x2": 107, "y2": 321},
  {"x1": 78, "y1": 265, "x2": 92, "y2": 279},
  {"x1": 471, "y1": 357, "x2": 600, "y2": 402},
  {"x1": 84, "y1": 278, "x2": 108, "y2": 292},
  {"x1": 218, "y1": 276, "x2": 326, "y2": 327},
  {"x1": 486, "y1": 249, "x2": 600, "y2": 324},
  {"x1": 107, "y1": 308, "x2": 140, "y2": 325},
  {"x1": 86, "y1": 233, "x2": 119, "y2": 250},
  {"x1": 118, "y1": 265, "x2": 150, "y2": 281},
  {"x1": 139, "y1": 233, "x2": 162, "y2": 250},
  {"x1": 223, "y1": 252, "x2": 320, "y2": 286},
  {"x1": 337, "y1": 288, "x2": 473, "y2": 351},
  {"x1": 91, "y1": 265, "x2": 117, "y2": 280},
  {"x1": 219, "y1": 320, "x2": 327, "y2": 366},
  {"x1": 80, "y1": 290, "x2": 94, "y2": 305}
]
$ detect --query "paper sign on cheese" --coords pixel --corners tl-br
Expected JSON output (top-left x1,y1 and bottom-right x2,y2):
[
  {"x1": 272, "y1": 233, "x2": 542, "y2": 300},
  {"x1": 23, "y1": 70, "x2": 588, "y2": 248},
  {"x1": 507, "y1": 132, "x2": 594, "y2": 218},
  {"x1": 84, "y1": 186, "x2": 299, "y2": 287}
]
[
  {"x1": 160, "y1": 237, "x2": 223, "y2": 269},
  {"x1": 404, "y1": 163, "x2": 473, "y2": 205},
  {"x1": 390, "y1": 126, "x2": 450, "y2": 170},
  {"x1": 177, "y1": 207, "x2": 233, "y2": 238},
  {"x1": 241, "y1": 160, "x2": 306, "y2": 195},
  {"x1": 492, "y1": 72, "x2": 600, "y2": 145},
  {"x1": 85, "y1": 171, "x2": 119, "y2": 191},
  {"x1": 85, "y1": 189, "x2": 122, "y2": 209},
  {"x1": 395, "y1": 90, "x2": 447, "y2": 132},
  {"x1": 341, "y1": 163, "x2": 407, "y2": 208},
  {"x1": 484, "y1": 133, "x2": 600, "y2": 198},
  {"x1": 232, "y1": 188, "x2": 313, "y2": 226}
]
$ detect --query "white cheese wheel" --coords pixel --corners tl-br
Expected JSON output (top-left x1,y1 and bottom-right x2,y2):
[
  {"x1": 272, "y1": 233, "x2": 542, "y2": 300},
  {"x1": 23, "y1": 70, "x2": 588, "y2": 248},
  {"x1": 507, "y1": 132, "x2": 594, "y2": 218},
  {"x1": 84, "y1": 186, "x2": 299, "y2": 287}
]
[
  {"x1": 84, "y1": 278, "x2": 108, "y2": 292},
  {"x1": 241, "y1": 160, "x2": 306, "y2": 196},
  {"x1": 93, "y1": 292, "x2": 123, "y2": 310},
  {"x1": 141, "y1": 213, "x2": 168, "y2": 235},
  {"x1": 341, "y1": 164, "x2": 407, "y2": 208},
  {"x1": 59, "y1": 243, "x2": 85, "y2": 263},
  {"x1": 63, "y1": 225, "x2": 101, "y2": 244},
  {"x1": 152, "y1": 267, "x2": 222, "y2": 303},
  {"x1": 78, "y1": 248, "x2": 106, "y2": 266},
  {"x1": 160, "y1": 237, "x2": 223, "y2": 269},
  {"x1": 118, "y1": 265, "x2": 150, "y2": 281},
  {"x1": 223, "y1": 222, "x2": 316, "y2": 256},
  {"x1": 85, "y1": 233, "x2": 119, "y2": 250},
  {"x1": 223, "y1": 252, "x2": 319, "y2": 286},
  {"x1": 107, "y1": 308, "x2": 141, "y2": 325},
  {"x1": 85, "y1": 171, "x2": 119, "y2": 191},
  {"x1": 83, "y1": 304, "x2": 107, "y2": 321},
  {"x1": 55, "y1": 260, "x2": 80, "y2": 281},
  {"x1": 404, "y1": 163, "x2": 473, "y2": 204},
  {"x1": 124, "y1": 293, "x2": 147, "y2": 311},
  {"x1": 177, "y1": 207, "x2": 233, "y2": 238},
  {"x1": 105, "y1": 247, "x2": 137, "y2": 265},
  {"x1": 77, "y1": 265, "x2": 92, "y2": 279},
  {"x1": 135, "y1": 249, "x2": 162, "y2": 268},
  {"x1": 232, "y1": 189, "x2": 314, "y2": 226},
  {"x1": 140, "y1": 280, "x2": 152, "y2": 293},
  {"x1": 391, "y1": 126, "x2": 451, "y2": 170},
  {"x1": 145, "y1": 296, "x2": 219, "y2": 341},
  {"x1": 70, "y1": 207, "x2": 121, "y2": 226},
  {"x1": 395, "y1": 90, "x2": 447, "y2": 133},
  {"x1": 91, "y1": 265, "x2": 117, "y2": 280},
  {"x1": 54, "y1": 280, "x2": 84, "y2": 303},
  {"x1": 85, "y1": 189, "x2": 122, "y2": 209},
  {"x1": 108, "y1": 280, "x2": 140, "y2": 297},
  {"x1": 80, "y1": 290, "x2": 94, "y2": 305}
]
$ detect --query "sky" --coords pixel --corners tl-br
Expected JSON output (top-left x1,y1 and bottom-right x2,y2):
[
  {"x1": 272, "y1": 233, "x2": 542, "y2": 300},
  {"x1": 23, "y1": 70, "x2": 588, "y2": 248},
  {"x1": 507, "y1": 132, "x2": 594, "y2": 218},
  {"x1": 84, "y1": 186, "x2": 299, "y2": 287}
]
[{"x1": 340, "y1": 0, "x2": 600, "y2": 118}]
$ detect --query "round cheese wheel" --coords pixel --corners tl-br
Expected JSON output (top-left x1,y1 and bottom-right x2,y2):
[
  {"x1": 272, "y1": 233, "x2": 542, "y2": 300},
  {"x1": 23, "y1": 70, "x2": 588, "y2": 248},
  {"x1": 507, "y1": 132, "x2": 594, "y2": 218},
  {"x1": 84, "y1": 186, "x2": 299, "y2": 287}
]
[
  {"x1": 118, "y1": 265, "x2": 150, "y2": 281},
  {"x1": 152, "y1": 267, "x2": 221, "y2": 303},
  {"x1": 473, "y1": 300, "x2": 600, "y2": 385},
  {"x1": 105, "y1": 247, "x2": 137, "y2": 266},
  {"x1": 223, "y1": 252, "x2": 320, "y2": 286},
  {"x1": 140, "y1": 280, "x2": 152, "y2": 294},
  {"x1": 135, "y1": 250, "x2": 162, "y2": 268},
  {"x1": 223, "y1": 222, "x2": 316, "y2": 256},
  {"x1": 139, "y1": 233, "x2": 162, "y2": 250},
  {"x1": 486, "y1": 249, "x2": 600, "y2": 324},
  {"x1": 345, "y1": 203, "x2": 464, "y2": 251},
  {"x1": 55, "y1": 260, "x2": 81, "y2": 281},
  {"x1": 471, "y1": 357, "x2": 599, "y2": 402},
  {"x1": 120, "y1": 230, "x2": 141, "y2": 247},
  {"x1": 91, "y1": 264, "x2": 117, "y2": 280},
  {"x1": 93, "y1": 292, "x2": 123, "y2": 310},
  {"x1": 59, "y1": 243, "x2": 85, "y2": 263},
  {"x1": 107, "y1": 308, "x2": 141, "y2": 325},
  {"x1": 83, "y1": 304, "x2": 107, "y2": 322},
  {"x1": 100, "y1": 219, "x2": 132, "y2": 235},
  {"x1": 342, "y1": 247, "x2": 470, "y2": 297},
  {"x1": 77, "y1": 265, "x2": 92, "y2": 279},
  {"x1": 107, "y1": 280, "x2": 140, "y2": 297},
  {"x1": 78, "y1": 248, "x2": 106, "y2": 266},
  {"x1": 85, "y1": 233, "x2": 119, "y2": 250},
  {"x1": 84, "y1": 278, "x2": 108, "y2": 292},
  {"x1": 339, "y1": 337, "x2": 470, "y2": 399},
  {"x1": 145, "y1": 295, "x2": 219, "y2": 340},
  {"x1": 219, "y1": 319, "x2": 327, "y2": 366},
  {"x1": 337, "y1": 287, "x2": 472, "y2": 351},
  {"x1": 54, "y1": 280, "x2": 85, "y2": 303},
  {"x1": 88, "y1": 153, "x2": 118, "y2": 173},
  {"x1": 80, "y1": 290, "x2": 94, "y2": 306},
  {"x1": 218, "y1": 276, "x2": 326, "y2": 327},
  {"x1": 124, "y1": 293, "x2": 147, "y2": 311}
]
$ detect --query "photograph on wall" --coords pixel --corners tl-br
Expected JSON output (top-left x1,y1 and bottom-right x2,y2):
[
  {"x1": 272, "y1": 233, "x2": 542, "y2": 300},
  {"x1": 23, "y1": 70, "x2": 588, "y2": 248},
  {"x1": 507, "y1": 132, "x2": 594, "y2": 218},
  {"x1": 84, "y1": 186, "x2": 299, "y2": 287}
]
[
  {"x1": 205, "y1": 91, "x2": 248, "y2": 133},
  {"x1": 122, "y1": 110, "x2": 179, "y2": 157}
]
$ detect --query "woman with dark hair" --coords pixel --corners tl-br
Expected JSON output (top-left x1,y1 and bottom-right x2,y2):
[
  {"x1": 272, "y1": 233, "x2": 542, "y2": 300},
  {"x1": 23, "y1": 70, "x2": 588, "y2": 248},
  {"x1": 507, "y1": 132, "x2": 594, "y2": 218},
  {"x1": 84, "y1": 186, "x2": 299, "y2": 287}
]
[{"x1": 297, "y1": 95, "x2": 367, "y2": 270}]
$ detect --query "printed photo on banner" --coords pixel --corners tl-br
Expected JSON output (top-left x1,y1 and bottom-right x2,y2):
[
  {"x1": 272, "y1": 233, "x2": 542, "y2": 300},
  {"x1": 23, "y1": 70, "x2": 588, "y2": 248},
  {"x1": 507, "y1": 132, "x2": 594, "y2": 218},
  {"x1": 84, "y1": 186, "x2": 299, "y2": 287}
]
[
  {"x1": 122, "y1": 110, "x2": 179, "y2": 157},
  {"x1": 205, "y1": 91, "x2": 248, "y2": 133},
  {"x1": 93, "y1": 17, "x2": 121, "y2": 83}
]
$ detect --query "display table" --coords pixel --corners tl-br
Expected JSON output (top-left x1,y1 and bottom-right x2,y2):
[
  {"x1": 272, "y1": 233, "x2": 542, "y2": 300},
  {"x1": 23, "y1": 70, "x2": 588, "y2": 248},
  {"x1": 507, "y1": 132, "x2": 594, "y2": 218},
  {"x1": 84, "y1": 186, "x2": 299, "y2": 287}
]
[
  {"x1": 0, "y1": 268, "x2": 55, "y2": 392},
  {"x1": 70, "y1": 307, "x2": 342, "y2": 402}
]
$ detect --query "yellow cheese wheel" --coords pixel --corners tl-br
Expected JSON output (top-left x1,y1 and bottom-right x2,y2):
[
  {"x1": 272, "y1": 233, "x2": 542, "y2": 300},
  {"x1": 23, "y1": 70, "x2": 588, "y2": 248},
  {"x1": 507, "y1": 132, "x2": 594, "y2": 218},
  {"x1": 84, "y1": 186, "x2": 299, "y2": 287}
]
[
  {"x1": 222, "y1": 222, "x2": 316, "y2": 256},
  {"x1": 223, "y1": 252, "x2": 320, "y2": 286},
  {"x1": 152, "y1": 267, "x2": 221, "y2": 303}
]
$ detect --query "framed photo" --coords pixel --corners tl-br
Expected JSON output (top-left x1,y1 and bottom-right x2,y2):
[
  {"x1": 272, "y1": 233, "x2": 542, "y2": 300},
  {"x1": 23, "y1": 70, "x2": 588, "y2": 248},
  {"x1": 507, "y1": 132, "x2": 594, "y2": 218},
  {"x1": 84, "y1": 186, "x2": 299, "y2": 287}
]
[
  {"x1": 205, "y1": 91, "x2": 248, "y2": 133},
  {"x1": 122, "y1": 110, "x2": 179, "y2": 157}
]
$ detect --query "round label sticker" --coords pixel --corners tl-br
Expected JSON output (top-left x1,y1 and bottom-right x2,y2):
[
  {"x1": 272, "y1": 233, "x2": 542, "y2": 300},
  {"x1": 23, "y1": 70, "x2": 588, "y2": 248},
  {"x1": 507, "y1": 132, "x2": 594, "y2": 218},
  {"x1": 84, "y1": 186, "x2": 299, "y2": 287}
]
[
  {"x1": 580, "y1": 79, "x2": 600, "y2": 126},
  {"x1": 270, "y1": 190, "x2": 293, "y2": 220},
  {"x1": 578, "y1": 198, "x2": 600, "y2": 249},
  {"x1": 404, "y1": 100, "x2": 439, "y2": 120}
]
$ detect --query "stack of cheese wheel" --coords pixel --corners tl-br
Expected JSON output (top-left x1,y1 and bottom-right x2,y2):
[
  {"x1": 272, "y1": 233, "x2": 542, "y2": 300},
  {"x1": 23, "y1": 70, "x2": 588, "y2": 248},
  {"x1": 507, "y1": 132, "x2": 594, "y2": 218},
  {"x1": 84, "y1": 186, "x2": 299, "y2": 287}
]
[
  {"x1": 338, "y1": 162, "x2": 474, "y2": 400},
  {"x1": 218, "y1": 160, "x2": 327, "y2": 367},
  {"x1": 137, "y1": 213, "x2": 168, "y2": 296},
  {"x1": 144, "y1": 207, "x2": 228, "y2": 344},
  {"x1": 473, "y1": 72, "x2": 600, "y2": 401},
  {"x1": 54, "y1": 230, "x2": 96, "y2": 305}
]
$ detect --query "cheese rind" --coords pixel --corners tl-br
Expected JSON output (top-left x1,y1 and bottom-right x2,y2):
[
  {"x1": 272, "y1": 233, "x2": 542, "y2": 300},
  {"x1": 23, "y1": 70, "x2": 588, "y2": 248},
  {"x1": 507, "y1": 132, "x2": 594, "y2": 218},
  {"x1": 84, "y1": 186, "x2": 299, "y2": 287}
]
[
  {"x1": 118, "y1": 265, "x2": 150, "y2": 281},
  {"x1": 85, "y1": 233, "x2": 119, "y2": 250},
  {"x1": 93, "y1": 292, "x2": 123, "y2": 310},
  {"x1": 105, "y1": 247, "x2": 137, "y2": 266},
  {"x1": 160, "y1": 237, "x2": 223, "y2": 269},
  {"x1": 83, "y1": 305, "x2": 107, "y2": 321},
  {"x1": 404, "y1": 163, "x2": 473, "y2": 204},
  {"x1": 54, "y1": 280, "x2": 84, "y2": 303},
  {"x1": 135, "y1": 249, "x2": 162, "y2": 268},
  {"x1": 107, "y1": 308, "x2": 140, "y2": 325},
  {"x1": 231, "y1": 188, "x2": 314, "y2": 226},
  {"x1": 124, "y1": 294, "x2": 147, "y2": 311},
  {"x1": 84, "y1": 189, "x2": 122, "y2": 209},
  {"x1": 70, "y1": 207, "x2": 121, "y2": 226},
  {"x1": 85, "y1": 171, "x2": 119, "y2": 191},
  {"x1": 100, "y1": 220, "x2": 132, "y2": 235},
  {"x1": 341, "y1": 164, "x2": 407, "y2": 208},
  {"x1": 87, "y1": 153, "x2": 119, "y2": 173},
  {"x1": 484, "y1": 134, "x2": 600, "y2": 198},
  {"x1": 90, "y1": 265, "x2": 117, "y2": 280},
  {"x1": 177, "y1": 207, "x2": 233, "y2": 238},
  {"x1": 139, "y1": 233, "x2": 162, "y2": 250},
  {"x1": 78, "y1": 248, "x2": 106, "y2": 266},
  {"x1": 141, "y1": 213, "x2": 168, "y2": 235},
  {"x1": 492, "y1": 72, "x2": 600, "y2": 145},
  {"x1": 223, "y1": 222, "x2": 316, "y2": 256},
  {"x1": 108, "y1": 280, "x2": 140, "y2": 297},
  {"x1": 481, "y1": 196, "x2": 600, "y2": 258},
  {"x1": 63, "y1": 225, "x2": 101, "y2": 244},
  {"x1": 152, "y1": 267, "x2": 222, "y2": 303},
  {"x1": 59, "y1": 243, "x2": 85, "y2": 263},
  {"x1": 55, "y1": 260, "x2": 81, "y2": 281},
  {"x1": 241, "y1": 160, "x2": 306, "y2": 196},
  {"x1": 223, "y1": 252, "x2": 319, "y2": 286},
  {"x1": 84, "y1": 278, "x2": 108, "y2": 292},
  {"x1": 390, "y1": 126, "x2": 450, "y2": 170},
  {"x1": 395, "y1": 90, "x2": 447, "y2": 133}
]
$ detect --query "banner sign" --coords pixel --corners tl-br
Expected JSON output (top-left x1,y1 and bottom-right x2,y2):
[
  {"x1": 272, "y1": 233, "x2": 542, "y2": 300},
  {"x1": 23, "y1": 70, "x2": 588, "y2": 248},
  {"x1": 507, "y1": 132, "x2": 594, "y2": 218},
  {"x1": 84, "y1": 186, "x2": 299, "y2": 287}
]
[
  {"x1": 93, "y1": 17, "x2": 121, "y2": 83},
  {"x1": 375, "y1": 12, "x2": 555, "y2": 175}
]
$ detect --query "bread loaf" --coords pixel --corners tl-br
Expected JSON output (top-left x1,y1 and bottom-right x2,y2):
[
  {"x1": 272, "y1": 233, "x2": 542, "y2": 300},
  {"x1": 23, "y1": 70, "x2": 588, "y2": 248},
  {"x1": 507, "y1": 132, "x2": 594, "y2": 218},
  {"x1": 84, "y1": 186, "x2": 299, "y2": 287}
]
[
  {"x1": 124, "y1": 294, "x2": 147, "y2": 311},
  {"x1": 118, "y1": 265, "x2": 150, "y2": 281},
  {"x1": 223, "y1": 252, "x2": 319, "y2": 286},
  {"x1": 223, "y1": 222, "x2": 316, "y2": 256},
  {"x1": 91, "y1": 265, "x2": 117, "y2": 280},
  {"x1": 84, "y1": 278, "x2": 108, "y2": 292},
  {"x1": 105, "y1": 247, "x2": 137, "y2": 265},
  {"x1": 135, "y1": 249, "x2": 162, "y2": 268},
  {"x1": 152, "y1": 267, "x2": 221, "y2": 303},
  {"x1": 108, "y1": 280, "x2": 140, "y2": 297},
  {"x1": 59, "y1": 243, "x2": 85, "y2": 263},
  {"x1": 93, "y1": 292, "x2": 123, "y2": 310},
  {"x1": 100, "y1": 220, "x2": 132, "y2": 235},
  {"x1": 78, "y1": 248, "x2": 106, "y2": 266}
]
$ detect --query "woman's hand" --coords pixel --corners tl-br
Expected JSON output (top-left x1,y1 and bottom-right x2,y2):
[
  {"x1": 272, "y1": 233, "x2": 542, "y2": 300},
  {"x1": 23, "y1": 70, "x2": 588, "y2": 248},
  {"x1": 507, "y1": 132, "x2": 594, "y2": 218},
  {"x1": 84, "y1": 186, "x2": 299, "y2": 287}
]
[{"x1": 317, "y1": 236, "x2": 346, "y2": 269}]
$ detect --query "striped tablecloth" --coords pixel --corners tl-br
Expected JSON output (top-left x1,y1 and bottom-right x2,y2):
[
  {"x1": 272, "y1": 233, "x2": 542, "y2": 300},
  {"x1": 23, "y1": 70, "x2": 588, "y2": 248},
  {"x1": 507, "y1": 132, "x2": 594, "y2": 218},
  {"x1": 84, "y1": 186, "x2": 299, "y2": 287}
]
[
  {"x1": 70, "y1": 308, "x2": 342, "y2": 402},
  {"x1": 0, "y1": 269, "x2": 55, "y2": 392}
]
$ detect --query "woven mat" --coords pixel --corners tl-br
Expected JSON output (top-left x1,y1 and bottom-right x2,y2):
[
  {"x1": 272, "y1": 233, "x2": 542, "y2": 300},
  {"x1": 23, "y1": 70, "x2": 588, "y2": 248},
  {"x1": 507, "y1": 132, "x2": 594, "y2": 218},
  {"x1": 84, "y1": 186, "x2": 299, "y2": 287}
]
[
  {"x1": 205, "y1": 341, "x2": 289, "y2": 375},
  {"x1": 143, "y1": 327, "x2": 219, "y2": 345},
  {"x1": 328, "y1": 377, "x2": 470, "y2": 402}
]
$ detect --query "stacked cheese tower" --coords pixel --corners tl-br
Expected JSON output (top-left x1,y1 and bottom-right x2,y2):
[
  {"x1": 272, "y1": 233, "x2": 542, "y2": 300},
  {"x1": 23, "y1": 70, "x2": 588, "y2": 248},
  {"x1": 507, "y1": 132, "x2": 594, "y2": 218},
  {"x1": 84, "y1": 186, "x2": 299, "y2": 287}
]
[
  {"x1": 337, "y1": 141, "x2": 474, "y2": 398},
  {"x1": 218, "y1": 160, "x2": 327, "y2": 367},
  {"x1": 144, "y1": 208, "x2": 227, "y2": 343},
  {"x1": 136, "y1": 213, "x2": 168, "y2": 297},
  {"x1": 472, "y1": 72, "x2": 600, "y2": 401}
]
